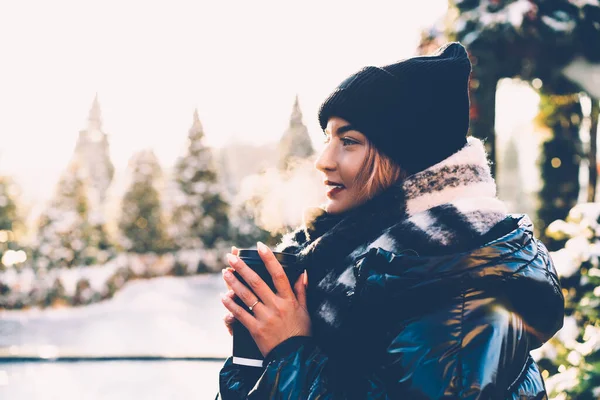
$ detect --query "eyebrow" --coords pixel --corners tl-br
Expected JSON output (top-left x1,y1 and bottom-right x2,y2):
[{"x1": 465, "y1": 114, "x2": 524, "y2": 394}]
[{"x1": 326, "y1": 124, "x2": 355, "y2": 136}]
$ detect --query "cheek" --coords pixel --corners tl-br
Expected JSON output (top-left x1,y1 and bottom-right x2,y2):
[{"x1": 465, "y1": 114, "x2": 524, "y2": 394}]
[{"x1": 342, "y1": 152, "x2": 367, "y2": 185}]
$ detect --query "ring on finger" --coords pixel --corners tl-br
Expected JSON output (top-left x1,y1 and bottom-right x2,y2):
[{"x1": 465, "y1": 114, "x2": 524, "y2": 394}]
[{"x1": 248, "y1": 299, "x2": 260, "y2": 312}]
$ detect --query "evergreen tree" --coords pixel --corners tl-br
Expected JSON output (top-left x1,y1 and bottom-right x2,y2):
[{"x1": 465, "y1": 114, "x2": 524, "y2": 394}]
[
  {"x1": 0, "y1": 176, "x2": 21, "y2": 270},
  {"x1": 278, "y1": 95, "x2": 314, "y2": 171},
  {"x1": 34, "y1": 162, "x2": 106, "y2": 270},
  {"x1": 171, "y1": 109, "x2": 230, "y2": 249},
  {"x1": 74, "y1": 94, "x2": 115, "y2": 225},
  {"x1": 71, "y1": 94, "x2": 116, "y2": 263},
  {"x1": 119, "y1": 150, "x2": 171, "y2": 254},
  {"x1": 0, "y1": 176, "x2": 18, "y2": 233}
]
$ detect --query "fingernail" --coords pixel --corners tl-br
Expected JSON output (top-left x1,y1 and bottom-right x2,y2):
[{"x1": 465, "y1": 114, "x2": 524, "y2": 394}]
[
  {"x1": 223, "y1": 269, "x2": 232, "y2": 279},
  {"x1": 226, "y1": 253, "x2": 238, "y2": 265},
  {"x1": 257, "y1": 242, "x2": 267, "y2": 255},
  {"x1": 303, "y1": 270, "x2": 308, "y2": 286}
]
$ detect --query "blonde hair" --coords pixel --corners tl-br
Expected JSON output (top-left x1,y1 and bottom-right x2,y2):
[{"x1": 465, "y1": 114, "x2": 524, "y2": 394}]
[{"x1": 353, "y1": 141, "x2": 406, "y2": 202}]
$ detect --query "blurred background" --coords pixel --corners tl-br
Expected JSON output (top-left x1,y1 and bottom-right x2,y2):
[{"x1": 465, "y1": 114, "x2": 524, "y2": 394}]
[{"x1": 1, "y1": 0, "x2": 600, "y2": 398}]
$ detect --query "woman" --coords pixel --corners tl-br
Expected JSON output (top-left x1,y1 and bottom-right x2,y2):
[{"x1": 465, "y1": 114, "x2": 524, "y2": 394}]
[{"x1": 217, "y1": 42, "x2": 564, "y2": 399}]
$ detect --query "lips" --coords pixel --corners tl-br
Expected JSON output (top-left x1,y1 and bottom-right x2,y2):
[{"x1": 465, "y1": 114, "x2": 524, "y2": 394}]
[
  {"x1": 324, "y1": 180, "x2": 345, "y2": 198},
  {"x1": 324, "y1": 180, "x2": 345, "y2": 189}
]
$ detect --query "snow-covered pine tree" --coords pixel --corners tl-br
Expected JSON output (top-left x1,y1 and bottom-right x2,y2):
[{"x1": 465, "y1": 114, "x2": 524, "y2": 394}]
[
  {"x1": 72, "y1": 94, "x2": 116, "y2": 262},
  {"x1": 171, "y1": 109, "x2": 230, "y2": 249},
  {"x1": 0, "y1": 175, "x2": 21, "y2": 270},
  {"x1": 74, "y1": 94, "x2": 115, "y2": 226},
  {"x1": 119, "y1": 150, "x2": 172, "y2": 254},
  {"x1": 278, "y1": 95, "x2": 314, "y2": 171},
  {"x1": 34, "y1": 162, "x2": 106, "y2": 270},
  {"x1": 0, "y1": 176, "x2": 18, "y2": 235}
]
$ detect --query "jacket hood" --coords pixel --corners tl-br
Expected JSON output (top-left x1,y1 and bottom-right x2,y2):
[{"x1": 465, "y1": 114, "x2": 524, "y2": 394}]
[{"x1": 360, "y1": 214, "x2": 565, "y2": 347}]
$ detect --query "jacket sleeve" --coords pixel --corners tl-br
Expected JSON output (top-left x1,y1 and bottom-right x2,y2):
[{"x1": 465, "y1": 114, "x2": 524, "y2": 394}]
[{"x1": 217, "y1": 357, "x2": 265, "y2": 400}]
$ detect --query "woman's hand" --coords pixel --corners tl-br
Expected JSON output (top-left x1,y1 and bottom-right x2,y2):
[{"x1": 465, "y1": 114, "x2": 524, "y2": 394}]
[
  {"x1": 221, "y1": 242, "x2": 311, "y2": 357},
  {"x1": 223, "y1": 246, "x2": 239, "y2": 336}
]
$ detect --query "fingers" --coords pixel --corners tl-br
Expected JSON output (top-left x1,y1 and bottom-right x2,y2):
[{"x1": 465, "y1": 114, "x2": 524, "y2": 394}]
[
  {"x1": 221, "y1": 291, "x2": 256, "y2": 331},
  {"x1": 223, "y1": 312, "x2": 235, "y2": 336},
  {"x1": 225, "y1": 245, "x2": 238, "y2": 290},
  {"x1": 294, "y1": 270, "x2": 308, "y2": 309},
  {"x1": 226, "y1": 253, "x2": 275, "y2": 306},
  {"x1": 257, "y1": 242, "x2": 294, "y2": 299},
  {"x1": 222, "y1": 269, "x2": 263, "y2": 313},
  {"x1": 223, "y1": 267, "x2": 234, "y2": 291}
]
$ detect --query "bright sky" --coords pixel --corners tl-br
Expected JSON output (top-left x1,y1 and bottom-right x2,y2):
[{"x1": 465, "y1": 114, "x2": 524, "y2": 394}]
[
  {"x1": 0, "y1": 0, "x2": 540, "y2": 208},
  {"x1": 0, "y1": 0, "x2": 448, "y2": 201}
]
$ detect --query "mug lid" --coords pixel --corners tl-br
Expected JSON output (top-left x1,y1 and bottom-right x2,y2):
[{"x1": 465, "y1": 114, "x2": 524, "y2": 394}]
[{"x1": 238, "y1": 249, "x2": 298, "y2": 265}]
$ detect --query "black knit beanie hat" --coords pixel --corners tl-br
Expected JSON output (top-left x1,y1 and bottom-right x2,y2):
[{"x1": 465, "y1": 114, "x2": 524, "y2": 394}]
[{"x1": 318, "y1": 42, "x2": 472, "y2": 175}]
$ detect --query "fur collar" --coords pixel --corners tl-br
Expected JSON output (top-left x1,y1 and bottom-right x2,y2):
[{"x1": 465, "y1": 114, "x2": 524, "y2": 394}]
[{"x1": 403, "y1": 136, "x2": 502, "y2": 216}]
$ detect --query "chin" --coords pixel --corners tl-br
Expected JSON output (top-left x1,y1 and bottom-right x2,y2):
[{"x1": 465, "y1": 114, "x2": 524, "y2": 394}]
[
  {"x1": 325, "y1": 193, "x2": 369, "y2": 214},
  {"x1": 324, "y1": 201, "x2": 339, "y2": 214},
  {"x1": 324, "y1": 200, "x2": 350, "y2": 215}
]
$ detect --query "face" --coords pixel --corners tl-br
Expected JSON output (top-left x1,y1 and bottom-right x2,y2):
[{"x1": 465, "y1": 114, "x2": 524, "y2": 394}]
[{"x1": 315, "y1": 117, "x2": 369, "y2": 214}]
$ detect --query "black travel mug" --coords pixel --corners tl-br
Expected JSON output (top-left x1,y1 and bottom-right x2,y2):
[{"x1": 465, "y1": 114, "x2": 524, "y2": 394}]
[{"x1": 231, "y1": 249, "x2": 302, "y2": 367}]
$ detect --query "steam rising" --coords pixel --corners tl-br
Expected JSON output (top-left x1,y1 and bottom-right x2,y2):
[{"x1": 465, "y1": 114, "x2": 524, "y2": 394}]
[{"x1": 237, "y1": 157, "x2": 324, "y2": 234}]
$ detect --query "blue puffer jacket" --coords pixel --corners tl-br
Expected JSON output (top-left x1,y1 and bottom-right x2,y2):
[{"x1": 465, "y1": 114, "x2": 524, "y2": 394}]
[{"x1": 216, "y1": 215, "x2": 564, "y2": 399}]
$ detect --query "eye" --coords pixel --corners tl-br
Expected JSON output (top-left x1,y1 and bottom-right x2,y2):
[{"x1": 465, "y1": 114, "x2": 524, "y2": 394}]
[{"x1": 341, "y1": 137, "x2": 357, "y2": 146}]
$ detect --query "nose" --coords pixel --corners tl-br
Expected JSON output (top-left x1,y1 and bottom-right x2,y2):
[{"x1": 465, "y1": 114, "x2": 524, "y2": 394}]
[{"x1": 315, "y1": 141, "x2": 337, "y2": 172}]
